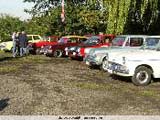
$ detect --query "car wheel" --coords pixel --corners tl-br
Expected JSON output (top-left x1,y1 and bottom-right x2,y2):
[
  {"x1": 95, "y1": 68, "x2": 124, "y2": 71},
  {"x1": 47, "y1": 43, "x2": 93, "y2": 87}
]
[
  {"x1": 131, "y1": 66, "x2": 152, "y2": 86},
  {"x1": 100, "y1": 57, "x2": 108, "y2": 71},
  {"x1": 36, "y1": 48, "x2": 41, "y2": 55},
  {"x1": 53, "y1": 50, "x2": 63, "y2": 57}
]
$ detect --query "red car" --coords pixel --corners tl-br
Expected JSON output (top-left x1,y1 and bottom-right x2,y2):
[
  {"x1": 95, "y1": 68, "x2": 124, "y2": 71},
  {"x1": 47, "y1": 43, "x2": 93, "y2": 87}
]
[
  {"x1": 66, "y1": 34, "x2": 115, "y2": 60},
  {"x1": 45, "y1": 35, "x2": 88, "y2": 57},
  {"x1": 28, "y1": 36, "x2": 59, "y2": 54}
]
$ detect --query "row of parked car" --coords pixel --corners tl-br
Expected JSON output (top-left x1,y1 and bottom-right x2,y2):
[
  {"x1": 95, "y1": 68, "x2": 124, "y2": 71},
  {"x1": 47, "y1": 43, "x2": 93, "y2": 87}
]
[
  {"x1": 1, "y1": 34, "x2": 160, "y2": 86},
  {"x1": 85, "y1": 35, "x2": 160, "y2": 86}
]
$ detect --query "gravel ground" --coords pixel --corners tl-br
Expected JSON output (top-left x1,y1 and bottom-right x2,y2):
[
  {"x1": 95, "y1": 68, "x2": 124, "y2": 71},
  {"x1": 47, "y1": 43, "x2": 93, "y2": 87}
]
[{"x1": 0, "y1": 52, "x2": 160, "y2": 115}]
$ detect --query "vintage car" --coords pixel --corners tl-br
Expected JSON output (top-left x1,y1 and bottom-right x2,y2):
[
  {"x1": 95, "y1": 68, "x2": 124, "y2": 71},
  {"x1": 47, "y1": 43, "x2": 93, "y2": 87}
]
[
  {"x1": 28, "y1": 35, "x2": 59, "y2": 54},
  {"x1": 84, "y1": 35, "x2": 148, "y2": 71},
  {"x1": 106, "y1": 36, "x2": 160, "y2": 86},
  {"x1": 0, "y1": 34, "x2": 43, "y2": 51},
  {"x1": 65, "y1": 34, "x2": 115, "y2": 60},
  {"x1": 45, "y1": 35, "x2": 88, "y2": 57}
]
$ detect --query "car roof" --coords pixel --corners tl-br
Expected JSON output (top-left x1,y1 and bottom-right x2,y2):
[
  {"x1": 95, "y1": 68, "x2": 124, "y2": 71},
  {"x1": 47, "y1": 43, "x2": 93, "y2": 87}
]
[
  {"x1": 27, "y1": 34, "x2": 41, "y2": 36},
  {"x1": 116, "y1": 35, "x2": 148, "y2": 37},
  {"x1": 146, "y1": 36, "x2": 160, "y2": 38},
  {"x1": 62, "y1": 35, "x2": 88, "y2": 38}
]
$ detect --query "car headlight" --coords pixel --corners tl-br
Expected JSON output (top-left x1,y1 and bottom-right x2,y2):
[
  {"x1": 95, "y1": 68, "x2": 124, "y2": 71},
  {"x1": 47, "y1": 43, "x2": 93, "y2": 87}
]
[
  {"x1": 65, "y1": 47, "x2": 68, "y2": 51},
  {"x1": 77, "y1": 48, "x2": 81, "y2": 52}
]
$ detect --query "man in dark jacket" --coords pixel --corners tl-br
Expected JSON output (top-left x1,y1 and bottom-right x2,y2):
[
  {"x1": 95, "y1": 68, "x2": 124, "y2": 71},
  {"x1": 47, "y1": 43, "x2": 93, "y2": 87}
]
[{"x1": 19, "y1": 31, "x2": 28, "y2": 56}]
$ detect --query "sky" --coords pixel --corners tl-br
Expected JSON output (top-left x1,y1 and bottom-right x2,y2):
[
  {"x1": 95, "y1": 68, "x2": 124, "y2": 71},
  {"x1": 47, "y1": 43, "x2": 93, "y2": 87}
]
[{"x1": 0, "y1": 0, "x2": 34, "y2": 20}]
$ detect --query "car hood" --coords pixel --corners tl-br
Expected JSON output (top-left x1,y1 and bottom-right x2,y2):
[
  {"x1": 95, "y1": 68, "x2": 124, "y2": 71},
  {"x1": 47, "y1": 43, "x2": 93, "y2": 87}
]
[
  {"x1": 109, "y1": 49, "x2": 160, "y2": 64},
  {"x1": 88, "y1": 47, "x2": 109, "y2": 55},
  {"x1": 0, "y1": 41, "x2": 13, "y2": 47},
  {"x1": 89, "y1": 46, "x2": 143, "y2": 56},
  {"x1": 68, "y1": 43, "x2": 94, "y2": 52}
]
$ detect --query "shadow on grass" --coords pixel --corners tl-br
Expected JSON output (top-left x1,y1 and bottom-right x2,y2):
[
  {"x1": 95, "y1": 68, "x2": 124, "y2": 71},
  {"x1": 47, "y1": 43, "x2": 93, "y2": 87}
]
[
  {"x1": 110, "y1": 74, "x2": 160, "y2": 85},
  {"x1": 0, "y1": 98, "x2": 9, "y2": 111},
  {"x1": 110, "y1": 74, "x2": 131, "y2": 83},
  {"x1": 0, "y1": 57, "x2": 14, "y2": 62},
  {"x1": 0, "y1": 56, "x2": 22, "y2": 62}
]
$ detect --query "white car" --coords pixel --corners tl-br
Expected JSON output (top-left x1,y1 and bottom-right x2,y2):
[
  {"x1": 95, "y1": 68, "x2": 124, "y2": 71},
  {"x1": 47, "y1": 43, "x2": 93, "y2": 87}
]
[
  {"x1": 0, "y1": 35, "x2": 43, "y2": 51},
  {"x1": 84, "y1": 35, "x2": 148, "y2": 70},
  {"x1": 107, "y1": 36, "x2": 160, "y2": 86}
]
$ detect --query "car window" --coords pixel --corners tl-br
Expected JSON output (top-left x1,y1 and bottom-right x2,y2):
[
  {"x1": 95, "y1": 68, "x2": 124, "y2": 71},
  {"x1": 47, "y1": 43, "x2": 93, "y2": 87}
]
[
  {"x1": 83, "y1": 36, "x2": 99, "y2": 45},
  {"x1": 58, "y1": 38, "x2": 68, "y2": 43},
  {"x1": 112, "y1": 37, "x2": 125, "y2": 46},
  {"x1": 27, "y1": 36, "x2": 33, "y2": 41},
  {"x1": 146, "y1": 38, "x2": 160, "y2": 46},
  {"x1": 33, "y1": 36, "x2": 41, "y2": 40},
  {"x1": 49, "y1": 37, "x2": 59, "y2": 41},
  {"x1": 130, "y1": 38, "x2": 143, "y2": 46},
  {"x1": 79, "y1": 38, "x2": 87, "y2": 43},
  {"x1": 104, "y1": 37, "x2": 112, "y2": 43},
  {"x1": 68, "y1": 38, "x2": 77, "y2": 43}
]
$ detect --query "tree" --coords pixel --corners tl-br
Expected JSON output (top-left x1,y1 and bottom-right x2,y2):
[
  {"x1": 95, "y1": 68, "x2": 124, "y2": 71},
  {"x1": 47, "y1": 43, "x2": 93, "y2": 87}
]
[
  {"x1": 23, "y1": 0, "x2": 160, "y2": 35},
  {"x1": 0, "y1": 14, "x2": 24, "y2": 41}
]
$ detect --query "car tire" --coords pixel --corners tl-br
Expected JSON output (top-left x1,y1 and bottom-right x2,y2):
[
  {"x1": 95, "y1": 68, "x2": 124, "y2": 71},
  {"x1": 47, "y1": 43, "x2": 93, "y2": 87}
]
[
  {"x1": 36, "y1": 48, "x2": 41, "y2": 55},
  {"x1": 100, "y1": 57, "x2": 108, "y2": 71},
  {"x1": 131, "y1": 66, "x2": 152, "y2": 86},
  {"x1": 53, "y1": 50, "x2": 63, "y2": 57}
]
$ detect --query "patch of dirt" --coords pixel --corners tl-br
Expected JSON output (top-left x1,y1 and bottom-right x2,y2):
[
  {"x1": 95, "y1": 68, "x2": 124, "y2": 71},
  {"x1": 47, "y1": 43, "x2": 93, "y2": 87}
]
[{"x1": 0, "y1": 54, "x2": 160, "y2": 115}]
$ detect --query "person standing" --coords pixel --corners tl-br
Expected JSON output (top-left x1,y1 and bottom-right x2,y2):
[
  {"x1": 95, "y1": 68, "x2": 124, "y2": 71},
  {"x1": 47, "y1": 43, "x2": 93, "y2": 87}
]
[
  {"x1": 19, "y1": 31, "x2": 28, "y2": 56},
  {"x1": 12, "y1": 32, "x2": 18, "y2": 57},
  {"x1": 16, "y1": 32, "x2": 21, "y2": 56}
]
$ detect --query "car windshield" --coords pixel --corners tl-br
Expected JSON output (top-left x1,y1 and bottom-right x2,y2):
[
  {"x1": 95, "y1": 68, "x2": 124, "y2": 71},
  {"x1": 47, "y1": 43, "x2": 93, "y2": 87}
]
[
  {"x1": 112, "y1": 37, "x2": 125, "y2": 46},
  {"x1": 141, "y1": 38, "x2": 160, "y2": 50},
  {"x1": 84, "y1": 36, "x2": 100, "y2": 45},
  {"x1": 58, "y1": 38, "x2": 68, "y2": 43}
]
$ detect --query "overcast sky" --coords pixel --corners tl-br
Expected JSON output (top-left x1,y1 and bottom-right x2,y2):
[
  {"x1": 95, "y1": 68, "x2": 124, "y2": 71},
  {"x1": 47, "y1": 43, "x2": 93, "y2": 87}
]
[{"x1": 0, "y1": 0, "x2": 34, "y2": 20}]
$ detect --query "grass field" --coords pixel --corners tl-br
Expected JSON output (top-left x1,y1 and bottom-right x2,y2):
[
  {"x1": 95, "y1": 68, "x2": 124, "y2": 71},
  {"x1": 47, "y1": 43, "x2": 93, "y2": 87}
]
[{"x1": 0, "y1": 51, "x2": 160, "y2": 115}]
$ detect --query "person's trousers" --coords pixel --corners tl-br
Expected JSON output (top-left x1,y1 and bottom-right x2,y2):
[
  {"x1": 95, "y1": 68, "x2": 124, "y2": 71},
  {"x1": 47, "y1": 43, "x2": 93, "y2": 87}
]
[
  {"x1": 12, "y1": 42, "x2": 17, "y2": 57},
  {"x1": 20, "y1": 47, "x2": 26, "y2": 56}
]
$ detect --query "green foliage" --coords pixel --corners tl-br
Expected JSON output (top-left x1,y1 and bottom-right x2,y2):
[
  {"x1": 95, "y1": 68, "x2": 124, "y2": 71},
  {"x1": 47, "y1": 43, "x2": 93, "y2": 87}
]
[
  {"x1": 1, "y1": 0, "x2": 160, "y2": 41},
  {"x1": 0, "y1": 14, "x2": 24, "y2": 41},
  {"x1": 24, "y1": 0, "x2": 108, "y2": 35}
]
